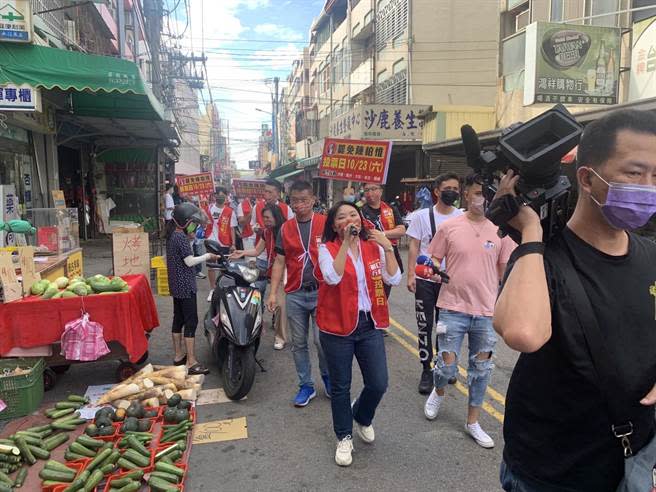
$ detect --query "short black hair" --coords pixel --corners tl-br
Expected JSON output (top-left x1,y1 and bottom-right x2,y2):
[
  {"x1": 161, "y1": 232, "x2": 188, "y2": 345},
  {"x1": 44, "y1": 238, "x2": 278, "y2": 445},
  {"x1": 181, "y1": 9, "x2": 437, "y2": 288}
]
[
  {"x1": 264, "y1": 178, "x2": 283, "y2": 191},
  {"x1": 577, "y1": 109, "x2": 656, "y2": 169},
  {"x1": 322, "y1": 201, "x2": 369, "y2": 243},
  {"x1": 289, "y1": 180, "x2": 313, "y2": 194},
  {"x1": 215, "y1": 186, "x2": 227, "y2": 195},
  {"x1": 433, "y1": 172, "x2": 460, "y2": 190},
  {"x1": 464, "y1": 173, "x2": 483, "y2": 189}
]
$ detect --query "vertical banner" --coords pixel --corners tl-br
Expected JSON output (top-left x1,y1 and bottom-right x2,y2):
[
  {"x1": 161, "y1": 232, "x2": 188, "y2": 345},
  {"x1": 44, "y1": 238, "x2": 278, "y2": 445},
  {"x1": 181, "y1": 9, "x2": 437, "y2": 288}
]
[
  {"x1": 628, "y1": 15, "x2": 656, "y2": 101},
  {"x1": 112, "y1": 232, "x2": 150, "y2": 282},
  {"x1": 318, "y1": 138, "x2": 393, "y2": 184}
]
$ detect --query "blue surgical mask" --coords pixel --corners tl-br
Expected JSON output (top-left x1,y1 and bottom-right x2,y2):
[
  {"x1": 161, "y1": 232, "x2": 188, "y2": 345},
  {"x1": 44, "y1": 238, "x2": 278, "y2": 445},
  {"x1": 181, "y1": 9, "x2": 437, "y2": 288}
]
[{"x1": 344, "y1": 195, "x2": 356, "y2": 203}]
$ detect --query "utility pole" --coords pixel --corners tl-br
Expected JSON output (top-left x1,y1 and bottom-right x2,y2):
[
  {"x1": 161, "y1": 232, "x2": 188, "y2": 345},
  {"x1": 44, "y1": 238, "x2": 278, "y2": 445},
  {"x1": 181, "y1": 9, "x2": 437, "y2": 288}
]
[
  {"x1": 143, "y1": 0, "x2": 162, "y2": 99},
  {"x1": 271, "y1": 76, "x2": 280, "y2": 168},
  {"x1": 117, "y1": 0, "x2": 126, "y2": 58}
]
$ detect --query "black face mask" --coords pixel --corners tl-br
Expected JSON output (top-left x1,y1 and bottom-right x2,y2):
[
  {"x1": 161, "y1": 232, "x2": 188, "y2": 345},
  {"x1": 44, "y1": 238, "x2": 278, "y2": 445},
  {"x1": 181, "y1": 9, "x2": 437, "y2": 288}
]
[{"x1": 440, "y1": 190, "x2": 459, "y2": 206}]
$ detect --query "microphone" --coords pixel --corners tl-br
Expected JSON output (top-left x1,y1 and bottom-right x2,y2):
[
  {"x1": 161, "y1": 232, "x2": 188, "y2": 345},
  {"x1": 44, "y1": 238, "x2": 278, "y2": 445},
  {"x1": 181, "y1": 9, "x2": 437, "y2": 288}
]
[
  {"x1": 415, "y1": 257, "x2": 450, "y2": 283},
  {"x1": 461, "y1": 124, "x2": 482, "y2": 173},
  {"x1": 348, "y1": 224, "x2": 359, "y2": 236}
]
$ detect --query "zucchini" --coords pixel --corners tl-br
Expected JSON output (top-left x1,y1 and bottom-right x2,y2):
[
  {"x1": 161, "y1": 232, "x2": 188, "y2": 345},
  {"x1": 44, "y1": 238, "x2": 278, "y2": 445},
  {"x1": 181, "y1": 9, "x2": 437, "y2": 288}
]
[
  {"x1": 154, "y1": 443, "x2": 179, "y2": 461},
  {"x1": 52, "y1": 422, "x2": 78, "y2": 431},
  {"x1": 147, "y1": 475, "x2": 179, "y2": 491},
  {"x1": 0, "y1": 454, "x2": 20, "y2": 464},
  {"x1": 154, "y1": 461, "x2": 184, "y2": 478},
  {"x1": 86, "y1": 447, "x2": 112, "y2": 471},
  {"x1": 64, "y1": 450, "x2": 86, "y2": 462},
  {"x1": 100, "y1": 462, "x2": 116, "y2": 475},
  {"x1": 109, "y1": 477, "x2": 135, "y2": 488},
  {"x1": 52, "y1": 412, "x2": 81, "y2": 424},
  {"x1": 74, "y1": 435, "x2": 104, "y2": 449},
  {"x1": 27, "y1": 444, "x2": 50, "y2": 460},
  {"x1": 43, "y1": 432, "x2": 70, "y2": 451},
  {"x1": 14, "y1": 436, "x2": 35, "y2": 465},
  {"x1": 126, "y1": 435, "x2": 150, "y2": 457},
  {"x1": 115, "y1": 482, "x2": 141, "y2": 492},
  {"x1": 49, "y1": 407, "x2": 75, "y2": 419},
  {"x1": 62, "y1": 472, "x2": 88, "y2": 492},
  {"x1": 55, "y1": 401, "x2": 83, "y2": 410},
  {"x1": 0, "y1": 483, "x2": 12, "y2": 492},
  {"x1": 12, "y1": 433, "x2": 42, "y2": 447},
  {"x1": 39, "y1": 467, "x2": 76, "y2": 482},
  {"x1": 117, "y1": 457, "x2": 139, "y2": 471},
  {"x1": 26, "y1": 424, "x2": 52, "y2": 433},
  {"x1": 150, "y1": 470, "x2": 180, "y2": 483},
  {"x1": 14, "y1": 466, "x2": 27, "y2": 488},
  {"x1": 122, "y1": 449, "x2": 150, "y2": 468},
  {"x1": 45, "y1": 460, "x2": 74, "y2": 473},
  {"x1": 14, "y1": 430, "x2": 41, "y2": 439},
  {"x1": 68, "y1": 442, "x2": 96, "y2": 458},
  {"x1": 67, "y1": 394, "x2": 90, "y2": 404},
  {"x1": 0, "y1": 470, "x2": 13, "y2": 487},
  {"x1": 82, "y1": 469, "x2": 104, "y2": 492},
  {"x1": 44, "y1": 407, "x2": 58, "y2": 418},
  {"x1": 97, "y1": 449, "x2": 120, "y2": 469},
  {"x1": 118, "y1": 469, "x2": 144, "y2": 481}
]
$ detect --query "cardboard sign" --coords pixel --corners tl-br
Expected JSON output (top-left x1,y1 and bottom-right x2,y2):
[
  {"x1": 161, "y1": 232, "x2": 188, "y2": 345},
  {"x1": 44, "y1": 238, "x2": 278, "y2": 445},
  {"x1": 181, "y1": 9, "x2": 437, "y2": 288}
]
[
  {"x1": 176, "y1": 173, "x2": 215, "y2": 196},
  {"x1": 112, "y1": 232, "x2": 150, "y2": 282},
  {"x1": 51, "y1": 190, "x2": 66, "y2": 209},
  {"x1": 18, "y1": 246, "x2": 39, "y2": 295},
  {"x1": 0, "y1": 251, "x2": 21, "y2": 302},
  {"x1": 196, "y1": 388, "x2": 246, "y2": 405},
  {"x1": 65, "y1": 250, "x2": 83, "y2": 278},
  {"x1": 192, "y1": 417, "x2": 248, "y2": 444},
  {"x1": 232, "y1": 179, "x2": 266, "y2": 200},
  {"x1": 319, "y1": 138, "x2": 393, "y2": 184}
]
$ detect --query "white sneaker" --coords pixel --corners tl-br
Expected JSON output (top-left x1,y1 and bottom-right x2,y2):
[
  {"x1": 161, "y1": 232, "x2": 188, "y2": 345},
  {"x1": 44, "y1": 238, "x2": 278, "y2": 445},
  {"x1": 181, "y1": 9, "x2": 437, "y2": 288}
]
[
  {"x1": 273, "y1": 339, "x2": 285, "y2": 350},
  {"x1": 335, "y1": 436, "x2": 354, "y2": 466},
  {"x1": 424, "y1": 389, "x2": 443, "y2": 420},
  {"x1": 465, "y1": 422, "x2": 495, "y2": 449},
  {"x1": 206, "y1": 290, "x2": 213, "y2": 303},
  {"x1": 350, "y1": 399, "x2": 375, "y2": 443}
]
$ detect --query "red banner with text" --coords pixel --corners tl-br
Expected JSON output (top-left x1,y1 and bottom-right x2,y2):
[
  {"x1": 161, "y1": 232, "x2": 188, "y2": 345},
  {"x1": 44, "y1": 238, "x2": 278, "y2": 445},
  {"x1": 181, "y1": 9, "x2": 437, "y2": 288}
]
[
  {"x1": 318, "y1": 138, "x2": 393, "y2": 184},
  {"x1": 232, "y1": 179, "x2": 267, "y2": 200},
  {"x1": 176, "y1": 173, "x2": 215, "y2": 197}
]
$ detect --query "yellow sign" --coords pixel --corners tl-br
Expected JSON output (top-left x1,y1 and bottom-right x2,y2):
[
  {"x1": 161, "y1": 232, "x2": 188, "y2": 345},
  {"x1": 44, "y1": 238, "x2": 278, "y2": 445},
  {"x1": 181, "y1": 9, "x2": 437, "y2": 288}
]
[
  {"x1": 65, "y1": 250, "x2": 83, "y2": 278},
  {"x1": 192, "y1": 417, "x2": 248, "y2": 444},
  {"x1": 51, "y1": 190, "x2": 65, "y2": 209}
]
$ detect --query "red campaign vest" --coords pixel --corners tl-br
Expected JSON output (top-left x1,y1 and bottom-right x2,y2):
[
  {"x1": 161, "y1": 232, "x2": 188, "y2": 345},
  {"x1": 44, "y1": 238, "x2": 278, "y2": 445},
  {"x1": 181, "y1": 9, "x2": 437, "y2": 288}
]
[
  {"x1": 241, "y1": 199, "x2": 254, "y2": 238},
  {"x1": 206, "y1": 205, "x2": 234, "y2": 247},
  {"x1": 256, "y1": 201, "x2": 290, "y2": 228},
  {"x1": 280, "y1": 213, "x2": 326, "y2": 293},
  {"x1": 363, "y1": 202, "x2": 398, "y2": 246},
  {"x1": 263, "y1": 228, "x2": 276, "y2": 278},
  {"x1": 315, "y1": 239, "x2": 390, "y2": 336}
]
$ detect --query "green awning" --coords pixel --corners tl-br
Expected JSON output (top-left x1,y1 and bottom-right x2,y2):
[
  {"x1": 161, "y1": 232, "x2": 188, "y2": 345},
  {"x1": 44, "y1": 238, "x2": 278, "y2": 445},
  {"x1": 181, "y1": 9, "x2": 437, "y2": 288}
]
[
  {"x1": 96, "y1": 147, "x2": 156, "y2": 164},
  {"x1": 274, "y1": 169, "x2": 304, "y2": 182},
  {"x1": 268, "y1": 162, "x2": 298, "y2": 178},
  {"x1": 0, "y1": 44, "x2": 163, "y2": 120}
]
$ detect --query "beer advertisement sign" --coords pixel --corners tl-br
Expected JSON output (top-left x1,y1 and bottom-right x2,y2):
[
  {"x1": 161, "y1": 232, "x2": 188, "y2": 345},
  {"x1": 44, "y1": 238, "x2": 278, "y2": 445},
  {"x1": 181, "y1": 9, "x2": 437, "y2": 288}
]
[{"x1": 524, "y1": 22, "x2": 621, "y2": 106}]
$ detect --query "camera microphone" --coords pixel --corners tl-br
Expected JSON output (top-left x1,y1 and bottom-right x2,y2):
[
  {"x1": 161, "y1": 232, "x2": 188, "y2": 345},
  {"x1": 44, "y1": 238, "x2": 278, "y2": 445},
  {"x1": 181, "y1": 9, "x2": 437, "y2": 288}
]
[
  {"x1": 349, "y1": 224, "x2": 359, "y2": 236},
  {"x1": 415, "y1": 257, "x2": 450, "y2": 283},
  {"x1": 461, "y1": 124, "x2": 482, "y2": 172}
]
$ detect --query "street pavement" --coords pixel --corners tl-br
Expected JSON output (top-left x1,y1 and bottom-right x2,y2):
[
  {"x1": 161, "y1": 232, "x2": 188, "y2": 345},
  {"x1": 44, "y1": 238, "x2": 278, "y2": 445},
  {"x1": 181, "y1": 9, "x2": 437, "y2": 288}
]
[{"x1": 44, "y1": 241, "x2": 519, "y2": 491}]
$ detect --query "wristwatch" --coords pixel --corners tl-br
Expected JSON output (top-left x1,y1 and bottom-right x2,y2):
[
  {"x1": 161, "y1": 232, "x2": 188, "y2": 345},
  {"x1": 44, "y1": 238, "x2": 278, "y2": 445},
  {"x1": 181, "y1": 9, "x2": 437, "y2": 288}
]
[{"x1": 384, "y1": 245, "x2": 394, "y2": 253}]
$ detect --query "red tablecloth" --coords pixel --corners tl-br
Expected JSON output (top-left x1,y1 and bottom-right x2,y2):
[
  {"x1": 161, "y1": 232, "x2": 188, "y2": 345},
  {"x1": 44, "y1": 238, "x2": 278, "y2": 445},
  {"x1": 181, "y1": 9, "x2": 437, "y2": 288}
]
[{"x1": 0, "y1": 275, "x2": 159, "y2": 363}]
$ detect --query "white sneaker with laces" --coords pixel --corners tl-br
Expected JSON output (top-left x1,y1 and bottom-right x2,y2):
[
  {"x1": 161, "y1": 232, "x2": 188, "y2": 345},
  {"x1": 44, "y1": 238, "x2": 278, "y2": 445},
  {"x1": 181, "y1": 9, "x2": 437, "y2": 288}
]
[
  {"x1": 273, "y1": 339, "x2": 285, "y2": 350},
  {"x1": 354, "y1": 421, "x2": 375, "y2": 443},
  {"x1": 335, "y1": 436, "x2": 354, "y2": 466},
  {"x1": 424, "y1": 389, "x2": 443, "y2": 420},
  {"x1": 465, "y1": 422, "x2": 495, "y2": 449},
  {"x1": 207, "y1": 290, "x2": 213, "y2": 303}
]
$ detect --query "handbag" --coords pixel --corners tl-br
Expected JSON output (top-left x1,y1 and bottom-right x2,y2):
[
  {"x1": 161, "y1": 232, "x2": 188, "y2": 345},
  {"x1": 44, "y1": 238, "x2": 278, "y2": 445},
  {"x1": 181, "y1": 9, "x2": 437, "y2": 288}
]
[
  {"x1": 61, "y1": 311, "x2": 110, "y2": 362},
  {"x1": 549, "y1": 246, "x2": 656, "y2": 492}
]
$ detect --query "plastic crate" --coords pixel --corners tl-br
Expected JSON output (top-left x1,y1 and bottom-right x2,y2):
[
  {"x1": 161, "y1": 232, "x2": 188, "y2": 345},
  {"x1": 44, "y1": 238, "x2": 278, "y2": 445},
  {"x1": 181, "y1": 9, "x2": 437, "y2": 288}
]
[
  {"x1": 0, "y1": 357, "x2": 44, "y2": 420},
  {"x1": 42, "y1": 459, "x2": 89, "y2": 492},
  {"x1": 150, "y1": 256, "x2": 165, "y2": 269}
]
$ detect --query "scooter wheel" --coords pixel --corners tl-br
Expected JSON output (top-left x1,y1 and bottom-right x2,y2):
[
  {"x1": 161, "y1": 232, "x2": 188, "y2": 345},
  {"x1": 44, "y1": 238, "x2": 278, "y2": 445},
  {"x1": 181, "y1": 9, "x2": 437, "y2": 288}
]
[
  {"x1": 43, "y1": 368, "x2": 57, "y2": 391},
  {"x1": 222, "y1": 346, "x2": 256, "y2": 400}
]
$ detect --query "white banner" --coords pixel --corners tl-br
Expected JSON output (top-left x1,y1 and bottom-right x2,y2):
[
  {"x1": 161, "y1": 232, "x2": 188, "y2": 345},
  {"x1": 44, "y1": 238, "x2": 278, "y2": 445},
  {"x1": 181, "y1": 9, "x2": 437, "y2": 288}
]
[{"x1": 628, "y1": 15, "x2": 656, "y2": 102}]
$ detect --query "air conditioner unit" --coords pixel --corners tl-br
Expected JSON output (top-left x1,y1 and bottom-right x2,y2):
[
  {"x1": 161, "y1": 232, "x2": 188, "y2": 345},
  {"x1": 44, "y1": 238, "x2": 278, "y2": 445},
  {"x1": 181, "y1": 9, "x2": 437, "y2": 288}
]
[
  {"x1": 515, "y1": 9, "x2": 530, "y2": 31},
  {"x1": 64, "y1": 20, "x2": 78, "y2": 45}
]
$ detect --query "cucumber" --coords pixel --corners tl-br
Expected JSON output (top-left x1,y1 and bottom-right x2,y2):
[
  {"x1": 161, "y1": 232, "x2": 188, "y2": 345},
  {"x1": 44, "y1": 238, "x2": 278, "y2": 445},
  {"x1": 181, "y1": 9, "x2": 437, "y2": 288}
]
[
  {"x1": 75, "y1": 435, "x2": 104, "y2": 449},
  {"x1": 115, "y1": 481, "x2": 141, "y2": 492},
  {"x1": 64, "y1": 450, "x2": 86, "y2": 462},
  {"x1": 147, "y1": 475, "x2": 179, "y2": 491},
  {"x1": 26, "y1": 424, "x2": 52, "y2": 433},
  {"x1": 122, "y1": 449, "x2": 150, "y2": 468},
  {"x1": 39, "y1": 467, "x2": 76, "y2": 482},
  {"x1": 62, "y1": 473, "x2": 87, "y2": 492},
  {"x1": 44, "y1": 407, "x2": 58, "y2": 418},
  {"x1": 52, "y1": 422, "x2": 78, "y2": 431},
  {"x1": 0, "y1": 470, "x2": 13, "y2": 487},
  {"x1": 67, "y1": 394, "x2": 90, "y2": 404},
  {"x1": 43, "y1": 432, "x2": 70, "y2": 451},
  {"x1": 0, "y1": 483, "x2": 12, "y2": 492},
  {"x1": 154, "y1": 461, "x2": 184, "y2": 478},
  {"x1": 82, "y1": 468, "x2": 104, "y2": 491},
  {"x1": 0, "y1": 454, "x2": 20, "y2": 464},
  {"x1": 27, "y1": 443, "x2": 50, "y2": 460},
  {"x1": 45, "y1": 460, "x2": 74, "y2": 473},
  {"x1": 55, "y1": 401, "x2": 83, "y2": 410},
  {"x1": 117, "y1": 457, "x2": 139, "y2": 471},
  {"x1": 12, "y1": 433, "x2": 42, "y2": 447},
  {"x1": 15, "y1": 430, "x2": 41, "y2": 439},
  {"x1": 118, "y1": 469, "x2": 144, "y2": 481},
  {"x1": 86, "y1": 447, "x2": 112, "y2": 471},
  {"x1": 52, "y1": 412, "x2": 81, "y2": 424},
  {"x1": 49, "y1": 407, "x2": 75, "y2": 419},
  {"x1": 14, "y1": 436, "x2": 35, "y2": 465},
  {"x1": 126, "y1": 435, "x2": 150, "y2": 457},
  {"x1": 14, "y1": 466, "x2": 27, "y2": 488},
  {"x1": 97, "y1": 449, "x2": 120, "y2": 469},
  {"x1": 150, "y1": 470, "x2": 180, "y2": 483},
  {"x1": 100, "y1": 462, "x2": 116, "y2": 475},
  {"x1": 68, "y1": 442, "x2": 96, "y2": 458},
  {"x1": 109, "y1": 476, "x2": 135, "y2": 488}
]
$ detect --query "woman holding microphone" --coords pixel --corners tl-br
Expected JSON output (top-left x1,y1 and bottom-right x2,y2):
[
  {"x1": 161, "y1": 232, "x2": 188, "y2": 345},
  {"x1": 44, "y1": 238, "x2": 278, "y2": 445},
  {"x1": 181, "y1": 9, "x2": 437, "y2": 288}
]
[{"x1": 316, "y1": 201, "x2": 401, "y2": 467}]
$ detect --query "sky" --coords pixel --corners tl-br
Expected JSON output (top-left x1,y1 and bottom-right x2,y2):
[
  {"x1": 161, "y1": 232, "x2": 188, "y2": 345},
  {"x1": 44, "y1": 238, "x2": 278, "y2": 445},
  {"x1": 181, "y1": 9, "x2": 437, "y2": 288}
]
[{"x1": 165, "y1": 0, "x2": 325, "y2": 170}]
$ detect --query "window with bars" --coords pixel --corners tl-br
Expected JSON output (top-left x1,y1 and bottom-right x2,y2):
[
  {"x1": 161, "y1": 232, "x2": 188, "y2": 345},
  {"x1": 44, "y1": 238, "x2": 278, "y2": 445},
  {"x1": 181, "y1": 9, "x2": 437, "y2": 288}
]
[
  {"x1": 376, "y1": 69, "x2": 407, "y2": 103},
  {"x1": 375, "y1": 0, "x2": 408, "y2": 52}
]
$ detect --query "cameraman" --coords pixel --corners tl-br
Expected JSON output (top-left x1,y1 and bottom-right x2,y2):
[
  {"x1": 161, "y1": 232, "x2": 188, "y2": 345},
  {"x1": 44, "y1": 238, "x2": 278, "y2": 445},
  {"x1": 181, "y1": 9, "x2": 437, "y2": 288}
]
[{"x1": 494, "y1": 109, "x2": 656, "y2": 491}]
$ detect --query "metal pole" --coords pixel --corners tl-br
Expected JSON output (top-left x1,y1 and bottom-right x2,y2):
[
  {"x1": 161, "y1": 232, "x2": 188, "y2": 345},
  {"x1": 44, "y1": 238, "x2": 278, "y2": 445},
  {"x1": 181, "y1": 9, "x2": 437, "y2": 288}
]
[{"x1": 117, "y1": 0, "x2": 126, "y2": 59}]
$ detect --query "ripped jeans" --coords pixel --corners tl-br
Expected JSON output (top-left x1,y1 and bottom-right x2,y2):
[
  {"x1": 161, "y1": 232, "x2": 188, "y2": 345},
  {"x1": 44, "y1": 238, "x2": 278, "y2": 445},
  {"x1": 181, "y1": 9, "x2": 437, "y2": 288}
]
[{"x1": 433, "y1": 309, "x2": 496, "y2": 407}]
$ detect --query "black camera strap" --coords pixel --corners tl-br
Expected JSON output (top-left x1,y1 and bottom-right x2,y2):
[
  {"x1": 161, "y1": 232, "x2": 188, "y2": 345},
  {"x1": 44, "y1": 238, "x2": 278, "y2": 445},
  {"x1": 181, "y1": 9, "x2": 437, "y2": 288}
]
[
  {"x1": 549, "y1": 245, "x2": 635, "y2": 458},
  {"x1": 429, "y1": 207, "x2": 436, "y2": 239}
]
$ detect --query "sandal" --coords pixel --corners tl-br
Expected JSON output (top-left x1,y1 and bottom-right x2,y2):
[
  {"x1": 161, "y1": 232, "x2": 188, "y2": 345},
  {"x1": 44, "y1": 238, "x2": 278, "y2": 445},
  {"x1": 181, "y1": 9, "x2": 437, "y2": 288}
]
[
  {"x1": 188, "y1": 363, "x2": 210, "y2": 375},
  {"x1": 173, "y1": 355, "x2": 187, "y2": 366}
]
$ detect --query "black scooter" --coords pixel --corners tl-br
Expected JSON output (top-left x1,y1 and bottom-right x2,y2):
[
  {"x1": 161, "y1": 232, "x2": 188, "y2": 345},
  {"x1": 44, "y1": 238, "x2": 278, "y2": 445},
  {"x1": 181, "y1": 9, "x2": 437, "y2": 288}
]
[{"x1": 203, "y1": 240, "x2": 264, "y2": 400}]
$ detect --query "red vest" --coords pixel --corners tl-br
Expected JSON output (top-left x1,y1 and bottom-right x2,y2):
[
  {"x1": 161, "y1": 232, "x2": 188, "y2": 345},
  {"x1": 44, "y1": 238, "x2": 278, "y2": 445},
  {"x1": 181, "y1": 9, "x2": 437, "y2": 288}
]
[
  {"x1": 315, "y1": 240, "x2": 390, "y2": 336},
  {"x1": 206, "y1": 205, "x2": 234, "y2": 247},
  {"x1": 241, "y1": 199, "x2": 254, "y2": 238},
  {"x1": 280, "y1": 213, "x2": 325, "y2": 293},
  {"x1": 263, "y1": 228, "x2": 276, "y2": 278},
  {"x1": 363, "y1": 201, "x2": 398, "y2": 246},
  {"x1": 256, "y1": 201, "x2": 290, "y2": 228}
]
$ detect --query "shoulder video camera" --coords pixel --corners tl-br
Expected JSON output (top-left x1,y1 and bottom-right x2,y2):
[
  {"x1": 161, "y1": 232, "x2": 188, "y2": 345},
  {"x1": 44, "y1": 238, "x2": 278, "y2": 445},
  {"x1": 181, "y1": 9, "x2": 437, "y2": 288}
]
[{"x1": 461, "y1": 104, "x2": 583, "y2": 243}]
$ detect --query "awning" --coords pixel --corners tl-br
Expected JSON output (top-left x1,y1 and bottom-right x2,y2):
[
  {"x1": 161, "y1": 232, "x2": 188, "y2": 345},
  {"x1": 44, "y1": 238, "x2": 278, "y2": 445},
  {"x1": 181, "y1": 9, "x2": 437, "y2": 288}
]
[
  {"x1": 274, "y1": 169, "x2": 304, "y2": 182},
  {"x1": 268, "y1": 162, "x2": 298, "y2": 178},
  {"x1": 296, "y1": 156, "x2": 321, "y2": 168},
  {"x1": 0, "y1": 44, "x2": 163, "y2": 120}
]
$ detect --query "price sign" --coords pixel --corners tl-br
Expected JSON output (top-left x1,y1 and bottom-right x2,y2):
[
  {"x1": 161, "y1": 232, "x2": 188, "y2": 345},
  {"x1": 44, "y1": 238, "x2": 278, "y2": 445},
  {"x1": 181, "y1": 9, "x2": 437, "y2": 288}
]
[
  {"x1": 0, "y1": 251, "x2": 21, "y2": 302},
  {"x1": 112, "y1": 232, "x2": 150, "y2": 282}
]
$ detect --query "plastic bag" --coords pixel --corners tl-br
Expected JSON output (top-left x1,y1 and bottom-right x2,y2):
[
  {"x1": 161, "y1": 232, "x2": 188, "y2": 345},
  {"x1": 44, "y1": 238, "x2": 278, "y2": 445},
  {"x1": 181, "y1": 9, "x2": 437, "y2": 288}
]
[{"x1": 60, "y1": 312, "x2": 110, "y2": 361}]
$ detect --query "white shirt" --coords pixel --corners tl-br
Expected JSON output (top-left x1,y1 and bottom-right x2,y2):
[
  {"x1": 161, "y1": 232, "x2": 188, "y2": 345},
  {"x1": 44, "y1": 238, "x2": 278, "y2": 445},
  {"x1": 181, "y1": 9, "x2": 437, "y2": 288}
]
[
  {"x1": 406, "y1": 206, "x2": 463, "y2": 280},
  {"x1": 250, "y1": 200, "x2": 295, "y2": 261},
  {"x1": 209, "y1": 204, "x2": 237, "y2": 247},
  {"x1": 318, "y1": 242, "x2": 401, "y2": 312},
  {"x1": 164, "y1": 193, "x2": 174, "y2": 220}
]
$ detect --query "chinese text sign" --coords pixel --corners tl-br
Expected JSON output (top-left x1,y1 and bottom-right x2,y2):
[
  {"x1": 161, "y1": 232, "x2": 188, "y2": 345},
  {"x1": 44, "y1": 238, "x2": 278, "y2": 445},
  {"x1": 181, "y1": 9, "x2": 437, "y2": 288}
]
[{"x1": 318, "y1": 138, "x2": 393, "y2": 185}]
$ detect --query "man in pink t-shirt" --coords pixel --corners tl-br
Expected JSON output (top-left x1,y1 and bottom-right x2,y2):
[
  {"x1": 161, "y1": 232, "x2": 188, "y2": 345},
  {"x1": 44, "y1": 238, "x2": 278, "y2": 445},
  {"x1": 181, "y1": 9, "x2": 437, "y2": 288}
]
[{"x1": 423, "y1": 174, "x2": 515, "y2": 449}]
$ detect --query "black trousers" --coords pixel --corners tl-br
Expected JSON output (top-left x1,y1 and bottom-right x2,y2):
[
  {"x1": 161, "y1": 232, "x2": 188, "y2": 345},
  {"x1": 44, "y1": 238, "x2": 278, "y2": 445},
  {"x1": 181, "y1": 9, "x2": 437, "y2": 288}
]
[
  {"x1": 415, "y1": 279, "x2": 441, "y2": 369},
  {"x1": 172, "y1": 295, "x2": 198, "y2": 338}
]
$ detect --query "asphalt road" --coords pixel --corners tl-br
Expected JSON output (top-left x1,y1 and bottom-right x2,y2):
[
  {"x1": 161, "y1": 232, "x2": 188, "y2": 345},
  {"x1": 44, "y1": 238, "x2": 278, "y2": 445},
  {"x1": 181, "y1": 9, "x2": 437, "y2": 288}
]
[{"x1": 44, "y1": 243, "x2": 519, "y2": 492}]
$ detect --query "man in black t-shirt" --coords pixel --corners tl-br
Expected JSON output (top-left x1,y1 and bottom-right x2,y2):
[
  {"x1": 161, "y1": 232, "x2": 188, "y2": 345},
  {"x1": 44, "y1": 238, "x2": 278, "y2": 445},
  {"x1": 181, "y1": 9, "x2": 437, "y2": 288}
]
[
  {"x1": 494, "y1": 109, "x2": 656, "y2": 492},
  {"x1": 359, "y1": 183, "x2": 406, "y2": 297}
]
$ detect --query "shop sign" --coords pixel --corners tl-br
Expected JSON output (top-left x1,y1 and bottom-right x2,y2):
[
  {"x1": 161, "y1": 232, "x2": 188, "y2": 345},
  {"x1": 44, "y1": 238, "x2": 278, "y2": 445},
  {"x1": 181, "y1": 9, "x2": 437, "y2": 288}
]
[
  {"x1": 176, "y1": 172, "x2": 214, "y2": 196},
  {"x1": 0, "y1": 83, "x2": 41, "y2": 111},
  {"x1": 51, "y1": 190, "x2": 66, "y2": 209},
  {"x1": 232, "y1": 179, "x2": 266, "y2": 200},
  {"x1": 628, "y1": 15, "x2": 656, "y2": 101},
  {"x1": 524, "y1": 22, "x2": 621, "y2": 106},
  {"x1": 0, "y1": 1, "x2": 32, "y2": 43},
  {"x1": 329, "y1": 104, "x2": 428, "y2": 141},
  {"x1": 318, "y1": 138, "x2": 393, "y2": 185},
  {"x1": 0, "y1": 184, "x2": 19, "y2": 247}
]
